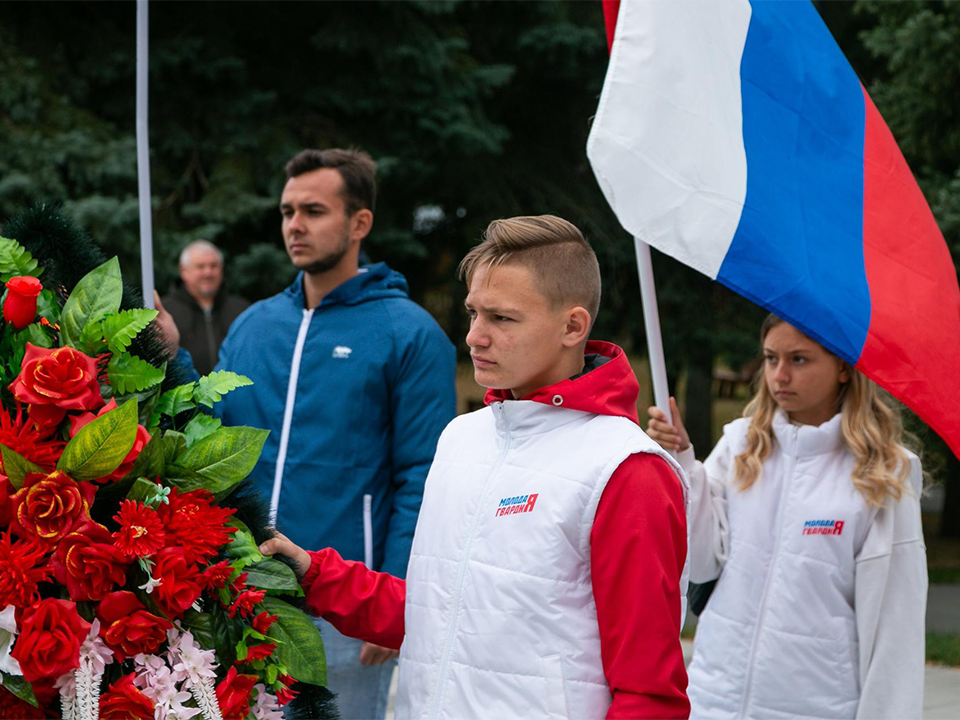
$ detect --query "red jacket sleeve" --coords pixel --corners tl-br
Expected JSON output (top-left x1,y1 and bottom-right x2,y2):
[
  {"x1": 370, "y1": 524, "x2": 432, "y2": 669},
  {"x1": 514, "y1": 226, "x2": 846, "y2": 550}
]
[
  {"x1": 300, "y1": 547, "x2": 406, "y2": 650},
  {"x1": 591, "y1": 452, "x2": 690, "y2": 719}
]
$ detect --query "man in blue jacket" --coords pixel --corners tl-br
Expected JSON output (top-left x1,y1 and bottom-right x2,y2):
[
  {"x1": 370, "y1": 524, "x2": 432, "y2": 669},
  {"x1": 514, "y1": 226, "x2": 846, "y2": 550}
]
[{"x1": 212, "y1": 149, "x2": 456, "y2": 718}]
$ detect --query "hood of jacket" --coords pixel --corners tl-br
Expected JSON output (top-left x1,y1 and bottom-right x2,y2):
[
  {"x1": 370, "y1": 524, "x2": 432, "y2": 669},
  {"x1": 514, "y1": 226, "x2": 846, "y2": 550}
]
[
  {"x1": 283, "y1": 261, "x2": 410, "y2": 308},
  {"x1": 483, "y1": 341, "x2": 641, "y2": 424}
]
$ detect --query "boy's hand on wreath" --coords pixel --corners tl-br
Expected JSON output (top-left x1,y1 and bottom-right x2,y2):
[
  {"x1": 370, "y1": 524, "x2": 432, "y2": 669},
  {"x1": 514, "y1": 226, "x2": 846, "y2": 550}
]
[
  {"x1": 646, "y1": 396, "x2": 691, "y2": 453},
  {"x1": 259, "y1": 532, "x2": 312, "y2": 579},
  {"x1": 359, "y1": 642, "x2": 400, "y2": 666}
]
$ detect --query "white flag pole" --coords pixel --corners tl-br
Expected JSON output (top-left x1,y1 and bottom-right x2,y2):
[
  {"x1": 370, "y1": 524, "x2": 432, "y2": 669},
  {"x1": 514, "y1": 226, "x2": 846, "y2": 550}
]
[
  {"x1": 634, "y1": 237, "x2": 674, "y2": 426},
  {"x1": 136, "y1": 0, "x2": 155, "y2": 309}
]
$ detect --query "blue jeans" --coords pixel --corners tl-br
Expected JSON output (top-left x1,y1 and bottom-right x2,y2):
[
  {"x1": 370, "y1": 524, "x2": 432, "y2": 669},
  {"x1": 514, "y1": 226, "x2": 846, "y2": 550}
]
[{"x1": 317, "y1": 618, "x2": 396, "y2": 720}]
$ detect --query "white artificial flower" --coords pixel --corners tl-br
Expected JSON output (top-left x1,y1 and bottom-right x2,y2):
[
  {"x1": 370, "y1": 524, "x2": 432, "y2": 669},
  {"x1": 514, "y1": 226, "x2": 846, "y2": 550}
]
[
  {"x1": 167, "y1": 631, "x2": 217, "y2": 687},
  {"x1": 0, "y1": 604, "x2": 22, "y2": 676},
  {"x1": 251, "y1": 684, "x2": 284, "y2": 720}
]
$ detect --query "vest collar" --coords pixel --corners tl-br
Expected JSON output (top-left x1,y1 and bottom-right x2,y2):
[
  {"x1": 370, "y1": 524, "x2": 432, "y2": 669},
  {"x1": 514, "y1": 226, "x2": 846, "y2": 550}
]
[
  {"x1": 488, "y1": 400, "x2": 589, "y2": 438},
  {"x1": 772, "y1": 409, "x2": 845, "y2": 456}
]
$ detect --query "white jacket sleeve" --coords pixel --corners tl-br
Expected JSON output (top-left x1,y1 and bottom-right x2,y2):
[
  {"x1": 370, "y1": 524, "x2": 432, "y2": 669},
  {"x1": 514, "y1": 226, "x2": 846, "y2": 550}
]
[
  {"x1": 677, "y1": 433, "x2": 734, "y2": 584},
  {"x1": 854, "y1": 455, "x2": 927, "y2": 720}
]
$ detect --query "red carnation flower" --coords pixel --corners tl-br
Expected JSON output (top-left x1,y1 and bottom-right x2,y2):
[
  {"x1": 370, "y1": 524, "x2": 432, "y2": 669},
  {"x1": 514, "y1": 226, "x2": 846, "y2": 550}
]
[
  {"x1": 98, "y1": 591, "x2": 173, "y2": 661},
  {"x1": 252, "y1": 610, "x2": 278, "y2": 634},
  {"x1": 3, "y1": 276, "x2": 42, "y2": 330},
  {"x1": 11, "y1": 598, "x2": 90, "y2": 683},
  {"x1": 158, "y1": 487, "x2": 235, "y2": 564},
  {"x1": 215, "y1": 667, "x2": 258, "y2": 720},
  {"x1": 69, "y1": 400, "x2": 152, "y2": 483},
  {"x1": 0, "y1": 531, "x2": 52, "y2": 610},
  {"x1": 202, "y1": 559, "x2": 233, "y2": 590},
  {"x1": 10, "y1": 470, "x2": 95, "y2": 548},
  {"x1": 99, "y1": 674, "x2": 154, "y2": 720},
  {"x1": 112, "y1": 501, "x2": 165, "y2": 558},
  {"x1": 228, "y1": 588, "x2": 266, "y2": 619},
  {"x1": 152, "y1": 547, "x2": 202, "y2": 618},
  {"x1": 228, "y1": 572, "x2": 249, "y2": 595},
  {"x1": 275, "y1": 674, "x2": 299, "y2": 706},
  {"x1": 51, "y1": 522, "x2": 129, "y2": 601},
  {"x1": 238, "y1": 641, "x2": 276, "y2": 664},
  {"x1": 0, "y1": 402, "x2": 65, "y2": 473},
  {"x1": 9, "y1": 344, "x2": 104, "y2": 431}
]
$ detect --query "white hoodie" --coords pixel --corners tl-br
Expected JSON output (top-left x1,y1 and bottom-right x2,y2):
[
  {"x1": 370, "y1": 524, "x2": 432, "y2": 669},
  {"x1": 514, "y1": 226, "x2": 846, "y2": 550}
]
[{"x1": 681, "y1": 410, "x2": 926, "y2": 720}]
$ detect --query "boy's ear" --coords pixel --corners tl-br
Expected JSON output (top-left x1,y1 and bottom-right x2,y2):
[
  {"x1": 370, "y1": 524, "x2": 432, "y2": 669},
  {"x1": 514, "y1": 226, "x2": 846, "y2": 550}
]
[
  {"x1": 350, "y1": 208, "x2": 374, "y2": 242},
  {"x1": 562, "y1": 307, "x2": 592, "y2": 348}
]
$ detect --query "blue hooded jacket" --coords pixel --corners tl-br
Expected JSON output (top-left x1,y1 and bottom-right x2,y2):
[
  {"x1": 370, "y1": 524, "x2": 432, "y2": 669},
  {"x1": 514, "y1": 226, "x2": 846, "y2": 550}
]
[{"x1": 214, "y1": 263, "x2": 456, "y2": 577}]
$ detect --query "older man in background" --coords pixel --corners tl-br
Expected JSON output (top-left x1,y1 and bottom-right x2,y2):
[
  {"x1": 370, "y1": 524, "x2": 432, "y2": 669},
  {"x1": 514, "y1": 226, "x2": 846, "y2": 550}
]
[{"x1": 162, "y1": 240, "x2": 249, "y2": 375}]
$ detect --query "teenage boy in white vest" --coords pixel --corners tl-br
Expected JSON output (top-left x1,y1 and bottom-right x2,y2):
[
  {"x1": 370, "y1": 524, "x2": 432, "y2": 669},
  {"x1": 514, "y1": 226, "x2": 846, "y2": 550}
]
[{"x1": 261, "y1": 215, "x2": 691, "y2": 719}]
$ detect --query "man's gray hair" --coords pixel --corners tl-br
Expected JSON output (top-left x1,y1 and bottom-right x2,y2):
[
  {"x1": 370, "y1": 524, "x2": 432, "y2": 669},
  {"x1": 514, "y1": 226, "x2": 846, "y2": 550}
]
[{"x1": 179, "y1": 240, "x2": 224, "y2": 267}]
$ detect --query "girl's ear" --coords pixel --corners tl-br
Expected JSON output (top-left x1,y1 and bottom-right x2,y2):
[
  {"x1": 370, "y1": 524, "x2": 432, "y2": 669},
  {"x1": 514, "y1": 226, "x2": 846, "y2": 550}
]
[
  {"x1": 838, "y1": 361, "x2": 850, "y2": 384},
  {"x1": 562, "y1": 307, "x2": 592, "y2": 348}
]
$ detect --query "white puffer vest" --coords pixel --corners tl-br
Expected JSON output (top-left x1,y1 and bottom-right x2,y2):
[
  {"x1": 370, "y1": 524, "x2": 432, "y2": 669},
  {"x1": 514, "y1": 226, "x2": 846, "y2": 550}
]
[
  {"x1": 395, "y1": 399, "x2": 687, "y2": 720},
  {"x1": 686, "y1": 411, "x2": 922, "y2": 720}
]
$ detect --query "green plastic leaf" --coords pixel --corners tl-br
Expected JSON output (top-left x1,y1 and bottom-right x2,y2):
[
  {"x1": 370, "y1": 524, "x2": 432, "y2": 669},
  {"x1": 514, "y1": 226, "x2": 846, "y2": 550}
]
[
  {"x1": 77, "y1": 318, "x2": 106, "y2": 355},
  {"x1": 1, "y1": 671, "x2": 39, "y2": 708},
  {"x1": 262, "y1": 597, "x2": 327, "y2": 687},
  {"x1": 107, "y1": 352, "x2": 164, "y2": 394},
  {"x1": 243, "y1": 558, "x2": 300, "y2": 592},
  {"x1": 101, "y1": 308, "x2": 159, "y2": 355},
  {"x1": 60, "y1": 257, "x2": 122, "y2": 347},
  {"x1": 161, "y1": 430, "x2": 188, "y2": 466},
  {"x1": 127, "y1": 476, "x2": 162, "y2": 503},
  {"x1": 184, "y1": 413, "x2": 222, "y2": 447},
  {"x1": 16, "y1": 323, "x2": 53, "y2": 349},
  {"x1": 181, "y1": 610, "x2": 217, "y2": 651},
  {"x1": 166, "y1": 426, "x2": 268, "y2": 494},
  {"x1": 36, "y1": 289, "x2": 59, "y2": 325},
  {"x1": 224, "y1": 528, "x2": 263, "y2": 565},
  {"x1": 1, "y1": 444, "x2": 44, "y2": 489},
  {"x1": 57, "y1": 398, "x2": 138, "y2": 481},
  {"x1": 195, "y1": 371, "x2": 253, "y2": 408},
  {"x1": 0, "y1": 236, "x2": 41, "y2": 283},
  {"x1": 156, "y1": 384, "x2": 197, "y2": 420},
  {"x1": 128, "y1": 430, "x2": 164, "y2": 479}
]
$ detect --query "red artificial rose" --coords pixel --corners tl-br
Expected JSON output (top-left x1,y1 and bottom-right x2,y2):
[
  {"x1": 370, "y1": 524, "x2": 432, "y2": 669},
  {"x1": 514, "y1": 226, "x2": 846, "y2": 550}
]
[
  {"x1": 0, "y1": 476, "x2": 13, "y2": 529},
  {"x1": 68, "y1": 400, "x2": 151, "y2": 482},
  {"x1": 97, "y1": 591, "x2": 173, "y2": 661},
  {"x1": 10, "y1": 598, "x2": 90, "y2": 683},
  {"x1": 3, "y1": 277, "x2": 42, "y2": 330},
  {"x1": 112, "y1": 500, "x2": 165, "y2": 558},
  {"x1": 158, "y1": 488, "x2": 236, "y2": 564},
  {"x1": 152, "y1": 547, "x2": 202, "y2": 618},
  {"x1": 0, "y1": 531, "x2": 52, "y2": 610},
  {"x1": 215, "y1": 667, "x2": 258, "y2": 720},
  {"x1": 9, "y1": 344, "x2": 103, "y2": 430},
  {"x1": 99, "y1": 674, "x2": 154, "y2": 720},
  {"x1": 51, "y1": 522, "x2": 129, "y2": 601},
  {"x1": 10, "y1": 470, "x2": 95, "y2": 547},
  {"x1": 0, "y1": 686, "x2": 48, "y2": 720}
]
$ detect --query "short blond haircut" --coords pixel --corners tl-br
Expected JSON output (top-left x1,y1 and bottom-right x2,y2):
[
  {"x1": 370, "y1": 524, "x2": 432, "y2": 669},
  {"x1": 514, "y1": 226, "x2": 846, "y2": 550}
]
[{"x1": 458, "y1": 215, "x2": 601, "y2": 326}]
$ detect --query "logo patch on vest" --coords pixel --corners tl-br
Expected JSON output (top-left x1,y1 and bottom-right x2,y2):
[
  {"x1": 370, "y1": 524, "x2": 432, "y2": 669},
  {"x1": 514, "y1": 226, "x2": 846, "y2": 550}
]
[
  {"x1": 802, "y1": 519, "x2": 845, "y2": 536},
  {"x1": 494, "y1": 494, "x2": 538, "y2": 517},
  {"x1": 332, "y1": 346, "x2": 353, "y2": 359}
]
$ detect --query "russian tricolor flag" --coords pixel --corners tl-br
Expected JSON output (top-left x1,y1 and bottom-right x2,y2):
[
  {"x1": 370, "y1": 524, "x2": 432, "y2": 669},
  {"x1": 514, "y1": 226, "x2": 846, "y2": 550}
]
[{"x1": 588, "y1": 0, "x2": 960, "y2": 457}]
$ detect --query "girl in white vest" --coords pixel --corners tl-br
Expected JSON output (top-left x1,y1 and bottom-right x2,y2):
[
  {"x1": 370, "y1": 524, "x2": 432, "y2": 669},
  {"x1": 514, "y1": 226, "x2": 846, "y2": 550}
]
[
  {"x1": 647, "y1": 314, "x2": 926, "y2": 720},
  {"x1": 262, "y1": 215, "x2": 693, "y2": 719}
]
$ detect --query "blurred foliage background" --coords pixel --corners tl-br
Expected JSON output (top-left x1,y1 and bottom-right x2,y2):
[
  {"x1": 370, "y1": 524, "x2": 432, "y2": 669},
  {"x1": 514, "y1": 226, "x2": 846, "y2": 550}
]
[{"x1": 0, "y1": 0, "x2": 958, "y2": 535}]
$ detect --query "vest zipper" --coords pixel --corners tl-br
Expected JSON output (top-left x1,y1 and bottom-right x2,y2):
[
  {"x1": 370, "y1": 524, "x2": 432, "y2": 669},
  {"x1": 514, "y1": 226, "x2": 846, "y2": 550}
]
[
  {"x1": 428, "y1": 403, "x2": 511, "y2": 720},
  {"x1": 269, "y1": 308, "x2": 315, "y2": 525},
  {"x1": 363, "y1": 493, "x2": 374, "y2": 568},
  {"x1": 738, "y1": 425, "x2": 798, "y2": 717}
]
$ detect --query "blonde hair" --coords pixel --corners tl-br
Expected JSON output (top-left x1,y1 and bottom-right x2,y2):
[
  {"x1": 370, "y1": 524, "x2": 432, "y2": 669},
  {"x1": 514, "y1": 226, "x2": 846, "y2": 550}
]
[
  {"x1": 734, "y1": 315, "x2": 911, "y2": 507},
  {"x1": 458, "y1": 215, "x2": 601, "y2": 326}
]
